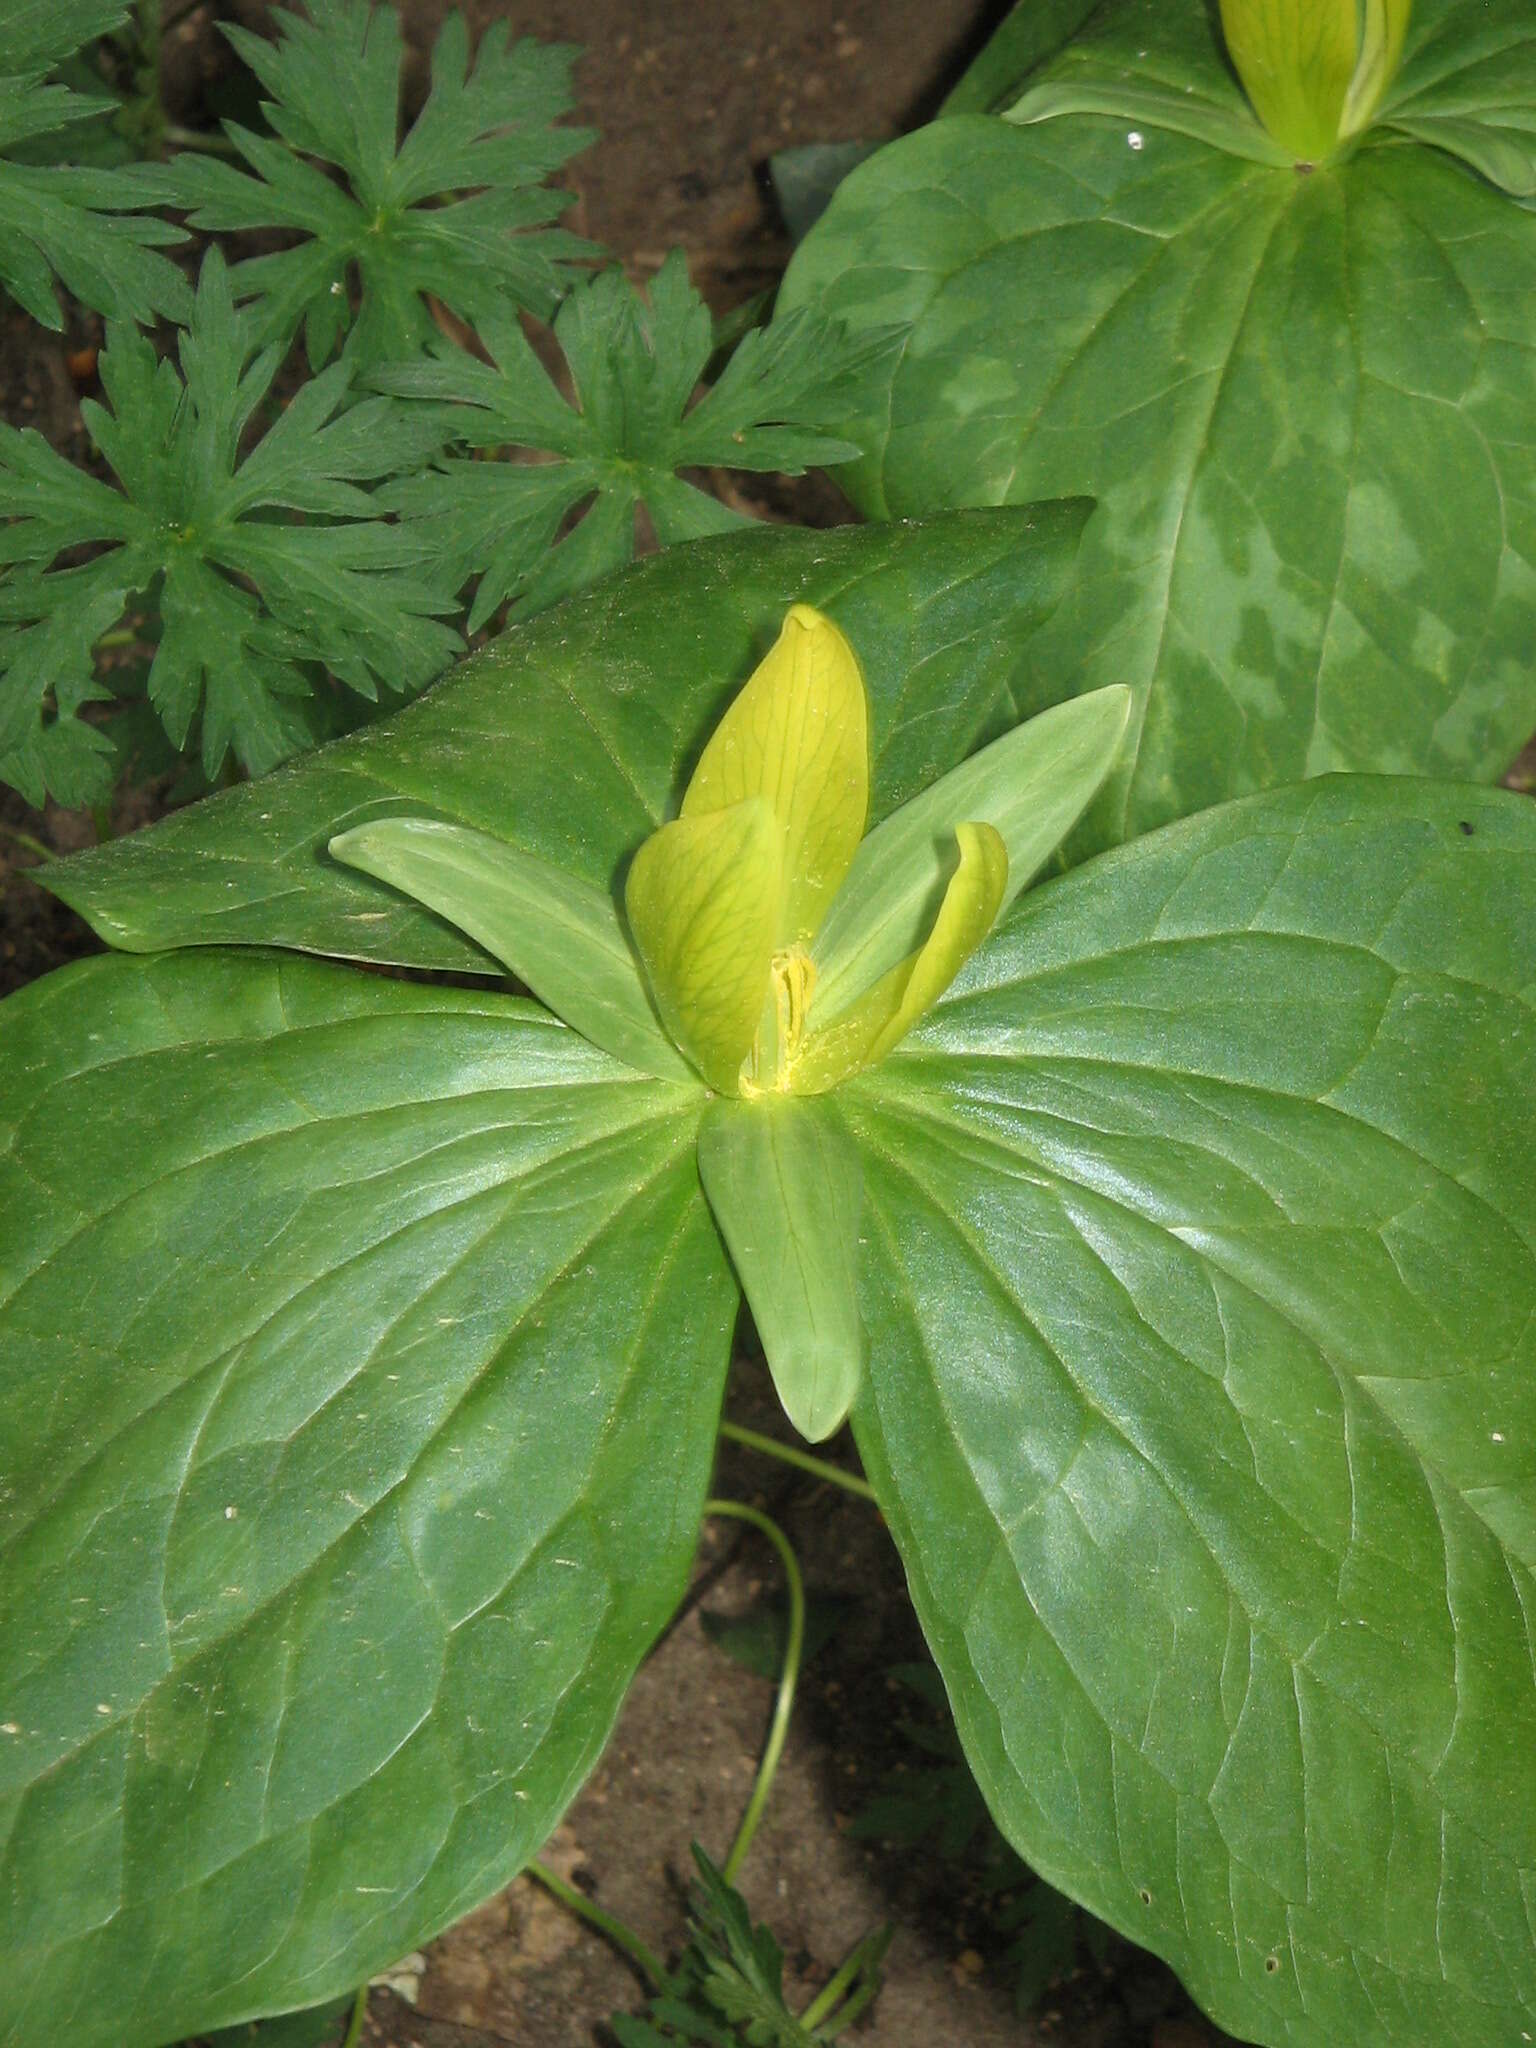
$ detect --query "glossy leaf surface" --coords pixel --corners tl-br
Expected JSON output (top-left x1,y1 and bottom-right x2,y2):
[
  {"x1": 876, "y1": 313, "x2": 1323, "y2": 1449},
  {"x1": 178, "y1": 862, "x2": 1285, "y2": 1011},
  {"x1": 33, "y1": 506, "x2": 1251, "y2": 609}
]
[
  {"x1": 0, "y1": 952, "x2": 729, "y2": 2048},
  {"x1": 778, "y1": 32, "x2": 1536, "y2": 853},
  {"x1": 841, "y1": 778, "x2": 1536, "y2": 2048},
  {"x1": 43, "y1": 507, "x2": 1093, "y2": 968},
  {"x1": 327, "y1": 817, "x2": 690, "y2": 1079},
  {"x1": 698, "y1": 1096, "x2": 867, "y2": 1442}
]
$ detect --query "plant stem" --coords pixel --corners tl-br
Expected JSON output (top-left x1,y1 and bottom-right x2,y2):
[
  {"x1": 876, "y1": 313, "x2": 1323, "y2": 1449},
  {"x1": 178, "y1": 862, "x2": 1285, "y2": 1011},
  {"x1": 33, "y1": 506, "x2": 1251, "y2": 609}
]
[
  {"x1": 134, "y1": 0, "x2": 164, "y2": 160},
  {"x1": 526, "y1": 1860, "x2": 668, "y2": 1991},
  {"x1": 799, "y1": 1937, "x2": 868, "y2": 2033},
  {"x1": 0, "y1": 824, "x2": 52, "y2": 866},
  {"x1": 339, "y1": 1983, "x2": 368, "y2": 2048},
  {"x1": 162, "y1": 123, "x2": 242, "y2": 158},
  {"x1": 705, "y1": 1497, "x2": 805, "y2": 1884},
  {"x1": 717, "y1": 1419, "x2": 876, "y2": 1503}
]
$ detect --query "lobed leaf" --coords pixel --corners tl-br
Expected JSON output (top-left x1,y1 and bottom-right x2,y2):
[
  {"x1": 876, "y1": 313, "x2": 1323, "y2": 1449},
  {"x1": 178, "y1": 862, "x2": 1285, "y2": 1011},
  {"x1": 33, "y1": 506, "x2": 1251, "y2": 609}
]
[
  {"x1": 374, "y1": 253, "x2": 897, "y2": 627},
  {"x1": 0, "y1": 250, "x2": 460, "y2": 805},
  {"x1": 42, "y1": 507, "x2": 1094, "y2": 968},
  {"x1": 0, "y1": 0, "x2": 190, "y2": 326},
  {"x1": 145, "y1": 0, "x2": 596, "y2": 369}
]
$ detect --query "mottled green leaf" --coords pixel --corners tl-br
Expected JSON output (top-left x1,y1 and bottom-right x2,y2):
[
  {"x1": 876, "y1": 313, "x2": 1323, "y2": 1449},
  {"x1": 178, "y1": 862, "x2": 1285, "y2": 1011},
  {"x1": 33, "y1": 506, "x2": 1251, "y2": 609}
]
[
  {"x1": 846, "y1": 777, "x2": 1536, "y2": 2048},
  {"x1": 327, "y1": 817, "x2": 691, "y2": 1080},
  {"x1": 698, "y1": 1096, "x2": 867, "y2": 1441},
  {"x1": 43, "y1": 508, "x2": 1093, "y2": 968},
  {"x1": 778, "y1": 80, "x2": 1536, "y2": 853},
  {"x1": 0, "y1": 951, "x2": 733, "y2": 2048}
]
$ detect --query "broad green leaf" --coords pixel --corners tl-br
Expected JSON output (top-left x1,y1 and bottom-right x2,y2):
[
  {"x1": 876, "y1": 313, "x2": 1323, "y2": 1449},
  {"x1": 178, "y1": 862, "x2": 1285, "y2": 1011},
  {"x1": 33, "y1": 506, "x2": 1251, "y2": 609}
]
[
  {"x1": 626, "y1": 799, "x2": 782, "y2": 1095},
  {"x1": 844, "y1": 778, "x2": 1536, "y2": 2048},
  {"x1": 203, "y1": 1999, "x2": 353, "y2": 2048},
  {"x1": 682, "y1": 604, "x2": 869, "y2": 948},
  {"x1": 0, "y1": 950, "x2": 734, "y2": 2048},
  {"x1": 1379, "y1": 0, "x2": 1536, "y2": 196},
  {"x1": 796, "y1": 821, "x2": 1007, "y2": 1094},
  {"x1": 697, "y1": 1096, "x2": 866, "y2": 1441},
  {"x1": 43, "y1": 508, "x2": 1093, "y2": 968},
  {"x1": 811, "y1": 684, "x2": 1130, "y2": 1023},
  {"x1": 939, "y1": 0, "x2": 1101, "y2": 116},
  {"x1": 999, "y1": 0, "x2": 1285, "y2": 162},
  {"x1": 326, "y1": 817, "x2": 691, "y2": 1081},
  {"x1": 777, "y1": 75, "x2": 1536, "y2": 854}
]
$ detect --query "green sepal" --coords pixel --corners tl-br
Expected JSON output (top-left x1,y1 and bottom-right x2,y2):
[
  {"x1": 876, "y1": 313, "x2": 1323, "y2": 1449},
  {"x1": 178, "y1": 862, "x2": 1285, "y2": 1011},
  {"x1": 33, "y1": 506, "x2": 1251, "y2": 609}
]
[
  {"x1": 327, "y1": 818, "x2": 692, "y2": 1083},
  {"x1": 796, "y1": 821, "x2": 1007, "y2": 1094},
  {"x1": 811, "y1": 684, "x2": 1130, "y2": 1026},
  {"x1": 625, "y1": 798, "x2": 782, "y2": 1094},
  {"x1": 697, "y1": 1094, "x2": 867, "y2": 1442}
]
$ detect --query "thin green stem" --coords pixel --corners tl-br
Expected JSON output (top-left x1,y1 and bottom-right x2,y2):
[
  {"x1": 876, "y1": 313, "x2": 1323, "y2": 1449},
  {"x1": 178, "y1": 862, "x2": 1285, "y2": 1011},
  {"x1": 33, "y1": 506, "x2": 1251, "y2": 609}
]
[
  {"x1": 162, "y1": 123, "x2": 242, "y2": 158},
  {"x1": 526, "y1": 1860, "x2": 668, "y2": 1992},
  {"x1": 717, "y1": 1420, "x2": 875, "y2": 1503},
  {"x1": 705, "y1": 1497, "x2": 805, "y2": 1884},
  {"x1": 133, "y1": 0, "x2": 164, "y2": 160},
  {"x1": 0, "y1": 824, "x2": 51, "y2": 866},
  {"x1": 339, "y1": 1983, "x2": 368, "y2": 2048},
  {"x1": 799, "y1": 1940, "x2": 865, "y2": 2033}
]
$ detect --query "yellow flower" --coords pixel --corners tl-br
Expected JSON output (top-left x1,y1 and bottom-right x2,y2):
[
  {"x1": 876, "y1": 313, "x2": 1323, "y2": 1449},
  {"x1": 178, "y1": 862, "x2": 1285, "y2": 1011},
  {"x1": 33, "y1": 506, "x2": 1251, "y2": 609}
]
[{"x1": 624, "y1": 606, "x2": 1012, "y2": 1099}]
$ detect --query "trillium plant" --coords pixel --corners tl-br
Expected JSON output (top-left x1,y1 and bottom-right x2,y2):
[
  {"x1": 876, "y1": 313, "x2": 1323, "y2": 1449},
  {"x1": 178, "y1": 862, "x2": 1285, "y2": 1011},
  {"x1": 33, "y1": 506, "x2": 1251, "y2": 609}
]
[
  {"x1": 778, "y1": 0, "x2": 1536, "y2": 855},
  {"x1": 2, "y1": 507, "x2": 1534, "y2": 2048},
  {"x1": 330, "y1": 600, "x2": 1130, "y2": 1442}
]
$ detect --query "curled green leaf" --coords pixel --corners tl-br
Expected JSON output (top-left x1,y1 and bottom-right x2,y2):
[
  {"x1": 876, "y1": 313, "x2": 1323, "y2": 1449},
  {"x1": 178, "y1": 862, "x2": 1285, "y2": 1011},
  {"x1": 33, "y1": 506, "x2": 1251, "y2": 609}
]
[
  {"x1": 327, "y1": 817, "x2": 693, "y2": 1081},
  {"x1": 809, "y1": 685, "x2": 1131, "y2": 1027},
  {"x1": 794, "y1": 820, "x2": 1007, "y2": 1095}
]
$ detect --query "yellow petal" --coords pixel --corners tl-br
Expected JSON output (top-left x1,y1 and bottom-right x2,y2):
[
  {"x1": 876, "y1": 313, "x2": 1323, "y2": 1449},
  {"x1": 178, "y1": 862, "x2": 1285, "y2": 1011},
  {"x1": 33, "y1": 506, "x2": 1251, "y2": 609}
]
[
  {"x1": 1219, "y1": 0, "x2": 1380, "y2": 160},
  {"x1": 1340, "y1": 0, "x2": 1412, "y2": 138},
  {"x1": 624, "y1": 797, "x2": 782, "y2": 1094},
  {"x1": 794, "y1": 821, "x2": 1008, "y2": 1095},
  {"x1": 682, "y1": 604, "x2": 868, "y2": 948}
]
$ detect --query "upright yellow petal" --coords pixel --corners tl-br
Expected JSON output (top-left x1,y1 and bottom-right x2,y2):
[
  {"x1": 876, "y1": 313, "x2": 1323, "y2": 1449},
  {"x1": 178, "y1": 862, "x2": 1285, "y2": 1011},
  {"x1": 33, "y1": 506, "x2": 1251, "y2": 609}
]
[
  {"x1": 625, "y1": 798, "x2": 782, "y2": 1095},
  {"x1": 1340, "y1": 0, "x2": 1413, "y2": 139},
  {"x1": 682, "y1": 604, "x2": 868, "y2": 948},
  {"x1": 1219, "y1": 0, "x2": 1361, "y2": 161},
  {"x1": 794, "y1": 822, "x2": 1008, "y2": 1095}
]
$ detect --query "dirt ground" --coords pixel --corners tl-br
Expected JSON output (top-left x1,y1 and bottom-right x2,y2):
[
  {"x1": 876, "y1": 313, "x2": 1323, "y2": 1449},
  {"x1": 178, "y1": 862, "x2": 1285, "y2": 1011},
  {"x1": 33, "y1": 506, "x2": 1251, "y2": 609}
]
[{"x1": 5, "y1": 6, "x2": 1533, "y2": 2048}]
